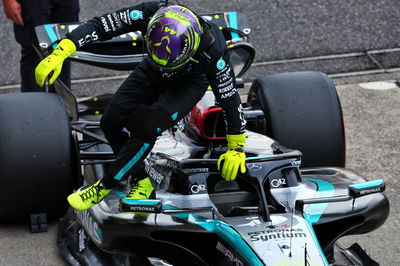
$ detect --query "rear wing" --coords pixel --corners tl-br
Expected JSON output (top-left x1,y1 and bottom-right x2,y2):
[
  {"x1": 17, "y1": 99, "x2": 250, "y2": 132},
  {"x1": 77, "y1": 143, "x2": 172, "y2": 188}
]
[{"x1": 35, "y1": 12, "x2": 254, "y2": 75}]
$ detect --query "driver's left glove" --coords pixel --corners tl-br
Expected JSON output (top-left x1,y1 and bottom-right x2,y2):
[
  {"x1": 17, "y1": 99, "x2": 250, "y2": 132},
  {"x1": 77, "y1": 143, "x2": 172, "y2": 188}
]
[
  {"x1": 218, "y1": 133, "x2": 246, "y2": 181},
  {"x1": 35, "y1": 38, "x2": 76, "y2": 87}
]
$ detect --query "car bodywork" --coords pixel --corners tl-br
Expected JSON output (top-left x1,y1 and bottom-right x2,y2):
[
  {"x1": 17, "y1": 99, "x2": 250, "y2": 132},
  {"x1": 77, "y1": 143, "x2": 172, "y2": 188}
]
[
  {"x1": 33, "y1": 10, "x2": 389, "y2": 266},
  {"x1": 58, "y1": 92, "x2": 388, "y2": 266}
]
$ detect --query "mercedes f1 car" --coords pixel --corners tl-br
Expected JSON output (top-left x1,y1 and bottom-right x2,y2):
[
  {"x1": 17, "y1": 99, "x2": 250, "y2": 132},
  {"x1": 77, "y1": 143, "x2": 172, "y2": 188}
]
[{"x1": 0, "y1": 9, "x2": 389, "y2": 266}]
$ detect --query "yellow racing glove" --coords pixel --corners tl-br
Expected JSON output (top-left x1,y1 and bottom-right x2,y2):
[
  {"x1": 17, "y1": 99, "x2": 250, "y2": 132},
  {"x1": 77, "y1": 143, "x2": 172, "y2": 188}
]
[
  {"x1": 218, "y1": 133, "x2": 246, "y2": 181},
  {"x1": 35, "y1": 38, "x2": 76, "y2": 86}
]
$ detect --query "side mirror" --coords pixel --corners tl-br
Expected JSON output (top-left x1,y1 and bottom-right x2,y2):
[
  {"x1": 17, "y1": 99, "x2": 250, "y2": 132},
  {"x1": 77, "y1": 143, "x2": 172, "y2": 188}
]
[
  {"x1": 227, "y1": 42, "x2": 255, "y2": 77},
  {"x1": 348, "y1": 179, "x2": 385, "y2": 198},
  {"x1": 119, "y1": 198, "x2": 216, "y2": 216},
  {"x1": 120, "y1": 199, "x2": 163, "y2": 213},
  {"x1": 295, "y1": 179, "x2": 385, "y2": 212}
]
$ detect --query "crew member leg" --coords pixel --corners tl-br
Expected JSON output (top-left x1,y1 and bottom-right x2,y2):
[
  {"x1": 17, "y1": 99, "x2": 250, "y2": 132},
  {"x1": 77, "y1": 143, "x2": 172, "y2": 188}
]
[
  {"x1": 14, "y1": 0, "x2": 79, "y2": 92},
  {"x1": 51, "y1": 0, "x2": 79, "y2": 90}
]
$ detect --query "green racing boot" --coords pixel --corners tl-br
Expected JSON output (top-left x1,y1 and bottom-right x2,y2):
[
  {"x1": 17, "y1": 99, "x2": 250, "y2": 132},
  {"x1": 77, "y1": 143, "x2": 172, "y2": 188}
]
[
  {"x1": 67, "y1": 179, "x2": 111, "y2": 211},
  {"x1": 125, "y1": 177, "x2": 155, "y2": 200}
]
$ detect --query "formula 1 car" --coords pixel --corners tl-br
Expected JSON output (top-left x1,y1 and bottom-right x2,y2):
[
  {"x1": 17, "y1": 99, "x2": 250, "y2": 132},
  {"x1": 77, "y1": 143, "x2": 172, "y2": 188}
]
[{"x1": 0, "y1": 9, "x2": 389, "y2": 266}]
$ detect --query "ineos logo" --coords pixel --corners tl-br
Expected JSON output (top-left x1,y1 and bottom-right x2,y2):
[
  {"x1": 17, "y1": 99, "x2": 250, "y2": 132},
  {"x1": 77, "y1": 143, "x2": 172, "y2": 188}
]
[
  {"x1": 191, "y1": 184, "x2": 206, "y2": 194},
  {"x1": 247, "y1": 163, "x2": 262, "y2": 171}
]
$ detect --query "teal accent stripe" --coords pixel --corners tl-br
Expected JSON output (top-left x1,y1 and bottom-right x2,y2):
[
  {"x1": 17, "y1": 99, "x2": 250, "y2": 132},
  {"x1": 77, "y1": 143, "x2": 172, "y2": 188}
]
[
  {"x1": 44, "y1": 24, "x2": 58, "y2": 49},
  {"x1": 121, "y1": 199, "x2": 161, "y2": 205},
  {"x1": 163, "y1": 204, "x2": 263, "y2": 265},
  {"x1": 96, "y1": 228, "x2": 103, "y2": 241},
  {"x1": 303, "y1": 178, "x2": 334, "y2": 265},
  {"x1": 171, "y1": 112, "x2": 178, "y2": 121},
  {"x1": 304, "y1": 178, "x2": 335, "y2": 223},
  {"x1": 213, "y1": 221, "x2": 264, "y2": 266},
  {"x1": 246, "y1": 154, "x2": 276, "y2": 160},
  {"x1": 228, "y1": 12, "x2": 240, "y2": 41},
  {"x1": 350, "y1": 179, "x2": 383, "y2": 189},
  {"x1": 303, "y1": 215, "x2": 330, "y2": 265},
  {"x1": 114, "y1": 143, "x2": 150, "y2": 180},
  {"x1": 114, "y1": 191, "x2": 127, "y2": 197}
]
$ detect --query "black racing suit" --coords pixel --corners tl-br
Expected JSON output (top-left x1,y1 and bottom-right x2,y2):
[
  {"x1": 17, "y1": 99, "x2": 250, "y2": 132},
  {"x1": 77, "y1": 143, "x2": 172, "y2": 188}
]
[{"x1": 66, "y1": 1, "x2": 246, "y2": 187}]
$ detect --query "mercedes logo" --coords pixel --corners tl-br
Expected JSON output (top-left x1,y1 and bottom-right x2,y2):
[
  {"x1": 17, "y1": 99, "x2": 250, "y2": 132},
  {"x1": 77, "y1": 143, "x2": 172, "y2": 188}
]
[{"x1": 247, "y1": 163, "x2": 262, "y2": 171}]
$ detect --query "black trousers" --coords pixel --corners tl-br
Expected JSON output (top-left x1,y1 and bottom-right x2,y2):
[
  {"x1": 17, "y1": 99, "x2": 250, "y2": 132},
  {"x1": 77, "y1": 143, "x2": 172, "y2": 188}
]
[
  {"x1": 100, "y1": 60, "x2": 209, "y2": 187},
  {"x1": 14, "y1": 0, "x2": 79, "y2": 92}
]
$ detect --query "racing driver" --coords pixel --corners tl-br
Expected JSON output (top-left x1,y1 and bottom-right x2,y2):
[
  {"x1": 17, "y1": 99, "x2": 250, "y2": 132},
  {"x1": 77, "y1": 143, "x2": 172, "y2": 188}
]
[{"x1": 35, "y1": 1, "x2": 247, "y2": 211}]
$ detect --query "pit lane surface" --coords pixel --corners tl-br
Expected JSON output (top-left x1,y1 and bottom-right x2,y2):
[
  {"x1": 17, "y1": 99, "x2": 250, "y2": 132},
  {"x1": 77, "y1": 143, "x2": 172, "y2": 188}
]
[
  {"x1": 0, "y1": 0, "x2": 400, "y2": 90},
  {"x1": 0, "y1": 0, "x2": 399, "y2": 265}
]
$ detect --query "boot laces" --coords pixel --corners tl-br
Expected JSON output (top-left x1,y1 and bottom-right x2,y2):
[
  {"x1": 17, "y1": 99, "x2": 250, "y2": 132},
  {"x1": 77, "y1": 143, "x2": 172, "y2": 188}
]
[
  {"x1": 127, "y1": 180, "x2": 144, "y2": 198},
  {"x1": 79, "y1": 183, "x2": 105, "y2": 203}
]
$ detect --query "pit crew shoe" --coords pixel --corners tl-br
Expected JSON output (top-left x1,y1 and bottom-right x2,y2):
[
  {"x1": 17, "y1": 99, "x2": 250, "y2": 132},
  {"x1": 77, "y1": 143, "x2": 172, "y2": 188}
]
[
  {"x1": 67, "y1": 179, "x2": 111, "y2": 211},
  {"x1": 125, "y1": 177, "x2": 155, "y2": 200}
]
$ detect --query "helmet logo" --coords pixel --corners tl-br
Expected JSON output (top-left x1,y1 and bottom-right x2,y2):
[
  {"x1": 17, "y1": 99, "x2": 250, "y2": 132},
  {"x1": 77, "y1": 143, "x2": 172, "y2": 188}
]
[
  {"x1": 153, "y1": 36, "x2": 172, "y2": 55},
  {"x1": 164, "y1": 26, "x2": 177, "y2": 36},
  {"x1": 130, "y1": 10, "x2": 143, "y2": 20},
  {"x1": 151, "y1": 36, "x2": 172, "y2": 66}
]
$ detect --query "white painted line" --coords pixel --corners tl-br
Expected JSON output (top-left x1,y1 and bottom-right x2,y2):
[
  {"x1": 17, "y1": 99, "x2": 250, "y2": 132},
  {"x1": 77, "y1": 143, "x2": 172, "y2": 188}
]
[
  {"x1": 359, "y1": 81, "x2": 399, "y2": 90},
  {"x1": 329, "y1": 67, "x2": 400, "y2": 78},
  {"x1": 252, "y1": 47, "x2": 400, "y2": 67},
  {"x1": 70, "y1": 74, "x2": 129, "y2": 84},
  {"x1": 0, "y1": 84, "x2": 20, "y2": 90}
]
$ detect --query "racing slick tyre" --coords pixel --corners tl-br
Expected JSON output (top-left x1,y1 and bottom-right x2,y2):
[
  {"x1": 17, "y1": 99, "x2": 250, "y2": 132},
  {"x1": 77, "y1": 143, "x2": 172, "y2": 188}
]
[
  {"x1": 0, "y1": 93, "x2": 77, "y2": 223},
  {"x1": 247, "y1": 71, "x2": 345, "y2": 167}
]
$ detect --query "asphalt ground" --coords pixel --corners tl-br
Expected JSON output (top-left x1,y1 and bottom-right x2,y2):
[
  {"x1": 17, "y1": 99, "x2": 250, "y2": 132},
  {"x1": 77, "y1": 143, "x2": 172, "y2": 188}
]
[
  {"x1": 0, "y1": 0, "x2": 399, "y2": 265},
  {"x1": 0, "y1": 0, "x2": 400, "y2": 90}
]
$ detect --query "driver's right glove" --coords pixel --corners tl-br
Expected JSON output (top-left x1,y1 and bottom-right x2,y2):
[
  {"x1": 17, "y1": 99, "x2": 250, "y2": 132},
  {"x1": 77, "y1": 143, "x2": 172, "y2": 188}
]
[
  {"x1": 218, "y1": 133, "x2": 247, "y2": 181},
  {"x1": 35, "y1": 38, "x2": 76, "y2": 86}
]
